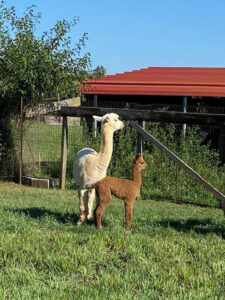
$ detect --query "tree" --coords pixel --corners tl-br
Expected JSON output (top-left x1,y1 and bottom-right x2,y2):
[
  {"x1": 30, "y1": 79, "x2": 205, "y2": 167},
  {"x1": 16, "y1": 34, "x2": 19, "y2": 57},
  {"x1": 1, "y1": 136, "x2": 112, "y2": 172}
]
[
  {"x1": 0, "y1": 1, "x2": 105, "y2": 179},
  {"x1": 0, "y1": 1, "x2": 105, "y2": 114}
]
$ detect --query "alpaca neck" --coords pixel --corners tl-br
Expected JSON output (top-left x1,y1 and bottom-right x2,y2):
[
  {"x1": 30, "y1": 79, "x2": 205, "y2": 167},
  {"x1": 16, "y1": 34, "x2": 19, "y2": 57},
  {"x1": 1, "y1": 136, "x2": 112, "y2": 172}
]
[
  {"x1": 97, "y1": 126, "x2": 114, "y2": 166},
  {"x1": 132, "y1": 166, "x2": 142, "y2": 187}
]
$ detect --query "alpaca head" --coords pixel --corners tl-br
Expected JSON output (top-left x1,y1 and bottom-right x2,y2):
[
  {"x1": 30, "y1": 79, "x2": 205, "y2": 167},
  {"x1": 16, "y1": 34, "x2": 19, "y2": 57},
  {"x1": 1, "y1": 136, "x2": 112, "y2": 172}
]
[
  {"x1": 133, "y1": 153, "x2": 147, "y2": 171},
  {"x1": 93, "y1": 113, "x2": 124, "y2": 132}
]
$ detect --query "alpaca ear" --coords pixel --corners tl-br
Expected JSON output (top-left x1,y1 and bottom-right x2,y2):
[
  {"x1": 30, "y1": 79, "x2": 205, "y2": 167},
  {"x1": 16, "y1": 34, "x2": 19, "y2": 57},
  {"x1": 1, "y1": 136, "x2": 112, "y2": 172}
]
[
  {"x1": 93, "y1": 115, "x2": 103, "y2": 122},
  {"x1": 135, "y1": 153, "x2": 142, "y2": 159},
  {"x1": 135, "y1": 153, "x2": 142, "y2": 161}
]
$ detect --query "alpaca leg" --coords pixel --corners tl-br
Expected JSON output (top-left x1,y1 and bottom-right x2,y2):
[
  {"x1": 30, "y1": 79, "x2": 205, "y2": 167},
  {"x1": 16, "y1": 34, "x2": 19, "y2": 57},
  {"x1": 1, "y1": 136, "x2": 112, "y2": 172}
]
[
  {"x1": 94, "y1": 203, "x2": 108, "y2": 228},
  {"x1": 124, "y1": 200, "x2": 134, "y2": 228},
  {"x1": 87, "y1": 188, "x2": 96, "y2": 220},
  {"x1": 77, "y1": 189, "x2": 89, "y2": 226},
  {"x1": 94, "y1": 185, "x2": 111, "y2": 228}
]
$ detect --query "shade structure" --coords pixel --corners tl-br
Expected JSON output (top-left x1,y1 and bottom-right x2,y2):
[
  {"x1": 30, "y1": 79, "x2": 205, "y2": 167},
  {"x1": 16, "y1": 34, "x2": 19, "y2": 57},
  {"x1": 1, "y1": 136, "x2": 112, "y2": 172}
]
[{"x1": 81, "y1": 67, "x2": 225, "y2": 97}]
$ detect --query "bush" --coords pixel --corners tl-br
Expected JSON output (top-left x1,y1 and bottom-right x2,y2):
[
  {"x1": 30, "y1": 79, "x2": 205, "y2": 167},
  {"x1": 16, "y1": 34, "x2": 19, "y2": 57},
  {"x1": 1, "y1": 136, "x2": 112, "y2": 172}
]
[{"x1": 67, "y1": 122, "x2": 224, "y2": 207}]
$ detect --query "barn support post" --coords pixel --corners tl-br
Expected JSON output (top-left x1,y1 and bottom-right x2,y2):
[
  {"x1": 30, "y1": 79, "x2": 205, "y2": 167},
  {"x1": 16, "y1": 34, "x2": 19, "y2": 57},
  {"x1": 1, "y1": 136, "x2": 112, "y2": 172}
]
[
  {"x1": 131, "y1": 121, "x2": 225, "y2": 211},
  {"x1": 60, "y1": 116, "x2": 68, "y2": 190},
  {"x1": 182, "y1": 96, "x2": 187, "y2": 137},
  {"x1": 219, "y1": 124, "x2": 225, "y2": 164},
  {"x1": 19, "y1": 96, "x2": 23, "y2": 185},
  {"x1": 137, "y1": 121, "x2": 145, "y2": 156},
  {"x1": 93, "y1": 94, "x2": 98, "y2": 137}
]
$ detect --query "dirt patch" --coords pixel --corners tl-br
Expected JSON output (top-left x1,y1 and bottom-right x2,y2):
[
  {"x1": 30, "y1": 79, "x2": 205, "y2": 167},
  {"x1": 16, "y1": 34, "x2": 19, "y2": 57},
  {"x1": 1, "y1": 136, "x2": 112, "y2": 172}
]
[{"x1": 0, "y1": 181, "x2": 27, "y2": 189}]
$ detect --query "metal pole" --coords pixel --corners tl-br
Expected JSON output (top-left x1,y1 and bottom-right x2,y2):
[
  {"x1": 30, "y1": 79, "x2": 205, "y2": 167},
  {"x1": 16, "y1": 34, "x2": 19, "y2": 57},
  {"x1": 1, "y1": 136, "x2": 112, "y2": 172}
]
[
  {"x1": 182, "y1": 96, "x2": 187, "y2": 137},
  {"x1": 137, "y1": 121, "x2": 145, "y2": 156},
  {"x1": 19, "y1": 96, "x2": 23, "y2": 185},
  {"x1": 93, "y1": 94, "x2": 98, "y2": 137}
]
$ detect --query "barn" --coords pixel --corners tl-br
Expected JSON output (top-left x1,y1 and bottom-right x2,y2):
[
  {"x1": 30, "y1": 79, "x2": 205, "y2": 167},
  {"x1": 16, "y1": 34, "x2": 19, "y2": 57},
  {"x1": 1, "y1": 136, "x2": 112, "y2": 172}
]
[
  {"x1": 82, "y1": 66, "x2": 225, "y2": 111},
  {"x1": 81, "y1": 67, "x2": 225, "y2": 162}
]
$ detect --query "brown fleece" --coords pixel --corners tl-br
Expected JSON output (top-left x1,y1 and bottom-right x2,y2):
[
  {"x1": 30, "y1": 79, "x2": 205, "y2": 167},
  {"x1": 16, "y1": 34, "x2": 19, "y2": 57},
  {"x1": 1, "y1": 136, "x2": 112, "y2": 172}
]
[{"x1": 94, "y1": 153, "x2": 147, "y2": 228}]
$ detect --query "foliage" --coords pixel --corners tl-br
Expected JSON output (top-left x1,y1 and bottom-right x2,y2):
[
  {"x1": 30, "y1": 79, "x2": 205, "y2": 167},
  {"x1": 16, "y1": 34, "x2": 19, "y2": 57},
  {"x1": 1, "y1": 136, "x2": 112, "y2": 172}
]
[
  {"x1": 0, "y1": 184, "x2": 224, "y2": 299},
  {"x1": 0, "y1": 0, "x2": 105, "y2": 179},
  {"x1": 0, "y1": 1, "x2": 105, "y2": 114},
  {"x1": 68, "y1": 122, "x2": 224, "y2": 207},
  {"x1": 8, "y1": 119, "x2": 225, "y2": 207}
]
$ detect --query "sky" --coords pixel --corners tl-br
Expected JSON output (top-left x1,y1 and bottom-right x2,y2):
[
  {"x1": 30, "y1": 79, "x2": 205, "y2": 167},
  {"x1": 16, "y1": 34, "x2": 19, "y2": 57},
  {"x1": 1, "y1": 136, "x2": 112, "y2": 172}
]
[{"x1": 5, "y1": 0, "x2": 225, "y2": 75}]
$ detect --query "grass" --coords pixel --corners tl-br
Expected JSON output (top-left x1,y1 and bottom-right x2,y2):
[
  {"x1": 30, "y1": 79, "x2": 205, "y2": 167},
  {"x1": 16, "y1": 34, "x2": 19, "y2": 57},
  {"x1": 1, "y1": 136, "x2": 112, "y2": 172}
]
[
  {"x1": 0, "y1": 183, "x2": 225, "y2": 299},
  {"x1": 21, "y1": 121, "x2": 83, "y2": 164}
]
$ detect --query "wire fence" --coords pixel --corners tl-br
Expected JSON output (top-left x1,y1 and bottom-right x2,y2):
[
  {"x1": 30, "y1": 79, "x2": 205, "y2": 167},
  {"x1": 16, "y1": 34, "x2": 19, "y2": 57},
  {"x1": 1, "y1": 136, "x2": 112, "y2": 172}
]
[
  {"x1": 83, "y1": 98, "x2": 225, "y2": 114},
  {"x1": 0, "y1": 100, "x2": 222, "y2": 182}
]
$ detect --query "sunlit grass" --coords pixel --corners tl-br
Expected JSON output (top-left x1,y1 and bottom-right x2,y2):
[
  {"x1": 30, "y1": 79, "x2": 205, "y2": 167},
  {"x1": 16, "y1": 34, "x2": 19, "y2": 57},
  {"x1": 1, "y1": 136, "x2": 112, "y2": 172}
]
[{"x1": 0, "y1": 184, "x2": 224, "y2": 299}]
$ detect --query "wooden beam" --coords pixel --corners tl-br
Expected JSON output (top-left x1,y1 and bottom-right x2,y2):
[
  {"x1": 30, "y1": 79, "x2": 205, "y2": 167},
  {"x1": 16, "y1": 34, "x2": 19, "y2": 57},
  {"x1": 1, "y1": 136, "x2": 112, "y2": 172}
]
[
  {"x1": 60, "y1": 116, "x2": 68, "y2": 190},
  {"x1": 130, "y1": 121, "x2": 225, "y2": 212},
  {"x1": 60, "y1": 106, "x2": 225, "y2": 125}
]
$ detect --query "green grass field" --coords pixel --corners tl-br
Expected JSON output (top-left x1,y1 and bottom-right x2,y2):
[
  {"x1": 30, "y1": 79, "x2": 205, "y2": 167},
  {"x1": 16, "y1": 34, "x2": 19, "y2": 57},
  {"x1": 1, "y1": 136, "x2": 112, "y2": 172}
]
[{"x1": 0, "y1": 183, "x2": 224, "y2": 299}]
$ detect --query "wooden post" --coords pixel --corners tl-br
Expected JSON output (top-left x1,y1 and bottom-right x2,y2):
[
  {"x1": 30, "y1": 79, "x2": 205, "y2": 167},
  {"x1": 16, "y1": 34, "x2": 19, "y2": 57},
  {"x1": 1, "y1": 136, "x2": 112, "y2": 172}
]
[
  {"x1": 182, "y1": 96, "x2": 187, "y2": 137},
  {"x1": 219, "y1": 124, "x2": 225, "y2": 164},
  {"x1": 93, "y1": 95, "x2": 98, "y2": 137},
  {"x1": 60, "y1": 116, "x2": 68, "y2": 190},
  {"x1": 19, "y1": 96, "x2": 23, "y2": 185},
  {"x1": 131, "y1": 121, "x2": 225, "y2": 210}
]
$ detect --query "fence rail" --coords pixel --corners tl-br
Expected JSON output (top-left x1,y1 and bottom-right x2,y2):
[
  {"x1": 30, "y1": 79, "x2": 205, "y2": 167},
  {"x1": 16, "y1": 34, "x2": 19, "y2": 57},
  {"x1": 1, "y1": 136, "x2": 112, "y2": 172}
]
[{"x1": 61, "y1": 106, "x2": 225, "y2": 125}]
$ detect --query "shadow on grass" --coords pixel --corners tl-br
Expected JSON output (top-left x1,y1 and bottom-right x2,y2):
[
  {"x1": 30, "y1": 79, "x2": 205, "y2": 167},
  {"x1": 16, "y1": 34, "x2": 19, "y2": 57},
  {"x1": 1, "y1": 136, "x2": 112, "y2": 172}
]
[
  {"x1": 142, "y1": 193, "x2": 220, "y2": 209},
  {"x1": 6, "y1": 207, "x2": 94, "y2": 226},
  {"x1": 153, "y1": 218, "x2": 225, "y2": 238}
]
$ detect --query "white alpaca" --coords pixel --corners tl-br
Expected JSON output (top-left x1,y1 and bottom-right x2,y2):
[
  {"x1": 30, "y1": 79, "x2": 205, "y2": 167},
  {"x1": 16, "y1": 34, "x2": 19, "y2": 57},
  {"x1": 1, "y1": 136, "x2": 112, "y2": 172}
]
[{"x1": 73, "y1": 113, "x2": 124, "y2": 226}]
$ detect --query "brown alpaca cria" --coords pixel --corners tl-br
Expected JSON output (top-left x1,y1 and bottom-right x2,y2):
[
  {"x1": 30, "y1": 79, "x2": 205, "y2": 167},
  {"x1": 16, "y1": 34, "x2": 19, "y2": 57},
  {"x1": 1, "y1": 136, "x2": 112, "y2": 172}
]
[{"x1": 94, "y1": 153, "x2": 147, "y2": 228}]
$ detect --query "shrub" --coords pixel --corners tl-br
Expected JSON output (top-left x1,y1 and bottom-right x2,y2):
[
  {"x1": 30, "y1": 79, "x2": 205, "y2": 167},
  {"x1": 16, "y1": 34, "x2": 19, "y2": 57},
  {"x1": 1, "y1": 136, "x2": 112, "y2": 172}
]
[{"x1": 67, "y1": 122, "x2": 223, "y2": 207}]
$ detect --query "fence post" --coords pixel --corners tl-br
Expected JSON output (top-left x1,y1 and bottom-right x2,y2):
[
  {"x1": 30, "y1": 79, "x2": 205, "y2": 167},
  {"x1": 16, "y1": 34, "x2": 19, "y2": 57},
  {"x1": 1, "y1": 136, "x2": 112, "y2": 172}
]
[
  {"x1": 19, "y1": 96, "x2": 23, "y2": 185},
  {"x1": 60, "y1": 116, "x2": 68, "y2": 190}
]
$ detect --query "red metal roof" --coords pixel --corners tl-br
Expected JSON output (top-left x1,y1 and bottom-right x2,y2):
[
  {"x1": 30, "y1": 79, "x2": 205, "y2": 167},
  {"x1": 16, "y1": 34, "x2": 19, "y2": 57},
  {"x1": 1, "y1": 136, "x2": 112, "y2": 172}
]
[{"x1": 82, "y1": 67, "x2": 225, "y2": 97}]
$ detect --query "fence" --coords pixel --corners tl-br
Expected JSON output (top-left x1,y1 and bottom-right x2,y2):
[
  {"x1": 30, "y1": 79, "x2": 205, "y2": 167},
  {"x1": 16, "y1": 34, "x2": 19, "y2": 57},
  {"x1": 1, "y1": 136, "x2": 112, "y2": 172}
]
[
  {"x1": 0, "y1": 100, "x2": 224, "y2": 187},
  {"x1": 57, "y1": 106, "x2": 225, "y2": 212}
]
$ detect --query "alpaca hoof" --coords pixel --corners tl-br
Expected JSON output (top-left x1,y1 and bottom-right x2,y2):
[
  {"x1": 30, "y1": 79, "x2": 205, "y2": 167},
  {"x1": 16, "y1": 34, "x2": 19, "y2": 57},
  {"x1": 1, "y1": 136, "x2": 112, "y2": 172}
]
[
  {"x1": 87, "y1": 214, "x2": 93, "y2": 220},
  {"x1": 77, "y1": 220, "x2": 83, "y2": 227}
]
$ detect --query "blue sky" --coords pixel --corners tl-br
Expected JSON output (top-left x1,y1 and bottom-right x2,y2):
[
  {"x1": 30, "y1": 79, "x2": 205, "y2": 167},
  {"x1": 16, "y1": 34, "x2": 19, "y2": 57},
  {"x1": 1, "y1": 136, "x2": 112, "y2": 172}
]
[{"x1": 6, "y1": 0, "x2": 225, "y2": 75}]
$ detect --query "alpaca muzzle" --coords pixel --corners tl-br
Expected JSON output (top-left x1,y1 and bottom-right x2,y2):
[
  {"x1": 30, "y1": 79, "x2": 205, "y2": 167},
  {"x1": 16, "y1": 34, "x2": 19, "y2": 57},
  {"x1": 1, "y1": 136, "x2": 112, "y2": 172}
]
[{"x1": 120, "y1": 122, "x2": 125, "y2": 129}]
